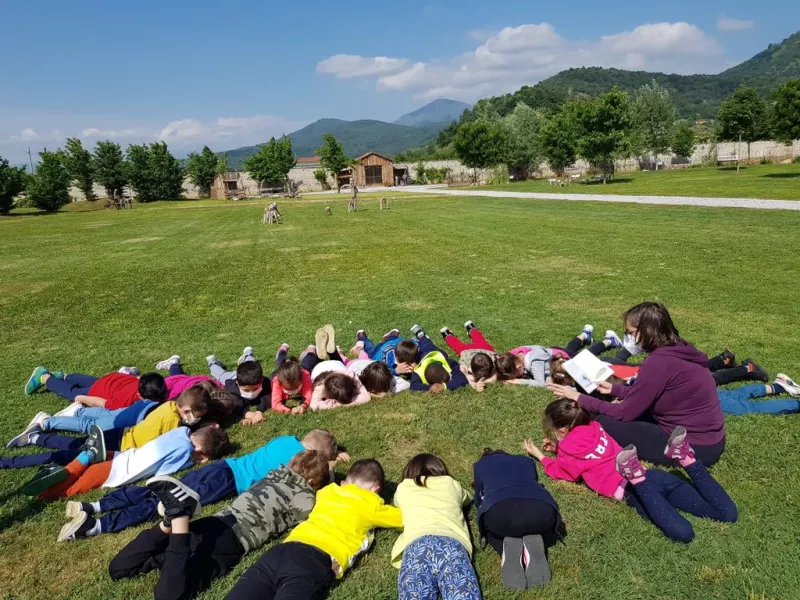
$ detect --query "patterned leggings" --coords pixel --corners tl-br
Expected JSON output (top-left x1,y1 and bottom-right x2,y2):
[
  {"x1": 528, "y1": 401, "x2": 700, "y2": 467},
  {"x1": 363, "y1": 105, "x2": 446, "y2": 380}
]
[{"x1": 398, "y1": 535, "x2": 481, "y2": 600}]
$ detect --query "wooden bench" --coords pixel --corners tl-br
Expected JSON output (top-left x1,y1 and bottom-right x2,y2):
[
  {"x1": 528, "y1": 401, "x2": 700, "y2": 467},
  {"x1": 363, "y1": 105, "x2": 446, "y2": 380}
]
[{"x1": 717, "y1": 155, "x2": 739, "y2": 165}]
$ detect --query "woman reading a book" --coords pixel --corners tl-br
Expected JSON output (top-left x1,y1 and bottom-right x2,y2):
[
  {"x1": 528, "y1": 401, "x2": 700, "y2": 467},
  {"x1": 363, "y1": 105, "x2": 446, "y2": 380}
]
[{"x1": 547, "y1": 302, "x2": 727, "y2": 467}]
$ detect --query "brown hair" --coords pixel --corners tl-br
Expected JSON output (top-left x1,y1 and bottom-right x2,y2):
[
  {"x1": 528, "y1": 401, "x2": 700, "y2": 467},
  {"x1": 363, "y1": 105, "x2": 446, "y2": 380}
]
[
  {"x1": 402, "y1": 453, "x2": 449, "y2": 487},
  {"x1": 236, "y1": 360, "x2": 263, "y2": 386},
  {"x1": 470, "y1": 353, "x2": 495, "y2": 380},
  {"x1": 346, "y1": 458, "x2": 385, "y2": 489},
  {"x1": 276, "y1": 357, "x2": 303, "y2": 389},
  {"x1": 190, "y1": 425, "x2": 230, "y2": 460},
  {"x1": 288, "y1": 450, "x2": 331, "y2": 490},
  {"x1": 359, "y1": 361, "x2": 393, "y2": 394},
  {"x1": 301, "y1": 429, "x2": 338, "y2": 461},
  {"x1": 623, "y1": 302, "x2": 680, "y2": 353},
  {"x1": 495, "y1": 353, "x2": 520, "y2": 380},
  {"x1": 208, "y1": 386, "x2": 238, "y2": 417},
  {"x1": 176, "y1": 384, "x2": 211, "y2": 414},
  {"x1": 424, "y1": 363, "x2": 450, "y2": 385},
  {"x1": 395, "y1": 340, "x2": 419, "y2": 365},
  {"x1": 549, "y1": 357, "x2": 576, "y2": 387},
  {"x1": 542, "y1": 398, "x2": 593, "y2": 439},
  {"x1": 314, "y1": 372, "x2": 356, "y2": 405}
]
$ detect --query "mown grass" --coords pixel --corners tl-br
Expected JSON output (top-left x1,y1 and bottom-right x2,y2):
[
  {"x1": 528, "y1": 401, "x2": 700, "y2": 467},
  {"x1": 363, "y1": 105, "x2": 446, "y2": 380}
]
[
  {"x1": 480, "y1": 163, "x2": 800, "y2": 200},
  {"x1": 1, "y1": 194, "x2": 799, "y2": 600}
]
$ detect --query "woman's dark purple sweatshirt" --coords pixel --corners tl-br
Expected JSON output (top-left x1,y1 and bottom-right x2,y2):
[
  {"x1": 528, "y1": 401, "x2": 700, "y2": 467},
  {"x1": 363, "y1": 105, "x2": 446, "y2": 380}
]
[{"x1": 577, "y1": 340, "x2": 726, "y2": 446}]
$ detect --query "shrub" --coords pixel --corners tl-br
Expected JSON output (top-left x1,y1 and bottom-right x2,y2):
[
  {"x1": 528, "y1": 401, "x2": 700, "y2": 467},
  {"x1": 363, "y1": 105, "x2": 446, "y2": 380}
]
[
  {"x1": 313, "y1": 168, "x2": 329, "y2": 190},
  {"x1": 759, "y1": 157, "x2": 772, "y2": 165},
  {"x1": 28, "y1": 151, "x2": 71, "y2": 212},
  {"x1": 794, "y1": 156, "x2": 800, "y2": 164},
  {"x1": 489, "y1": 164, "x2": 510, "y2": 185}
]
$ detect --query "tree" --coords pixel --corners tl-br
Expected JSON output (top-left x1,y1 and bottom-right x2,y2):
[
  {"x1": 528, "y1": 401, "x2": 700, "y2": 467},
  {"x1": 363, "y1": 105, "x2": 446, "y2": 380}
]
[
  {"x1": 453, "y1": 120, "x2": 508, "y2": 174},
  {"x1": 217, "y1": 152, "x2": 231, "y2": 175},
  {"x1": 630, "y1": 81, "x2": 676, "y2": 168},
  {"x1": 148, "y1": 142, "x2": 184, "y2": 200},
  {"x1": 313, "y1": 168, "x2": 329, "y2": 190},
  {"x1": 125, "y1": 144, "x2": 155, "y2": 202},
  {"x1": 671, "y1": 123, "x2": 696, "y2": 159},
  {"x1": 573, "y1": 89, "x2": 633, "y2": 183},
  {"x1": 315, "y1": 133, "x2": 350, "y2": 193},
  {"x1": 540, "y1": 109, "x2": 578, "y2": 176},
  {"x1": 0, "y1": 156, "x2": 27, "y2": 215},
  {"x1": 93, "y1": 141, "x2": 127, "y2": 198},
  {"x1": 61, "y1": 138, "x2": 96, "y2": 201},
  {"x1": 414, "y1": 160, "x2": 427, "y2": 184},
  {"x1": 185, "y1": 146, "x2": 220, "y2": 197},
  {"x1": 28, "y1": 150, "x2": 70, "y2": 212},
  {"x1": 503, "y1": 102, "x2": 545, "y2": 178},
  {"x1": 244, "y1": 136, "x2": 296, "y2": 190},
  {"x1": 771, "y1": 79, "x2": 800, "y2": 142},
  {"x1": 717, "y1": 85, "x2": 768, "y2": 157}
]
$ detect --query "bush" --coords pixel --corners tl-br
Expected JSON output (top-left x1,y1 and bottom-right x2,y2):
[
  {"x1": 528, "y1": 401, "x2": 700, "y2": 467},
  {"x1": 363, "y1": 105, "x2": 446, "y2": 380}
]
[
  {"x1": 425, "y1": 166, "x2": 450, "y2": 184},
  {"x1": 489, "y1": 164, "x2": 510, "y2": 185},
  {"x1": 313, "y1": 168, "x2": 329, "y2": 190},
  {"x1": 759, "y1": 157, "x2": 773, "y2": 165},
  {"x1": 794, "y1": 156, "x2": 800, "y2": 164}
]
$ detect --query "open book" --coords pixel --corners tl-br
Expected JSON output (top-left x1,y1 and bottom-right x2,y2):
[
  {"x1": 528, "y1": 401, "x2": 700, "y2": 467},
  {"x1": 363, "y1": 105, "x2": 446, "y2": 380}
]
[{"x1": 561, "y1": 349, "x2": 615, "y2": 393}]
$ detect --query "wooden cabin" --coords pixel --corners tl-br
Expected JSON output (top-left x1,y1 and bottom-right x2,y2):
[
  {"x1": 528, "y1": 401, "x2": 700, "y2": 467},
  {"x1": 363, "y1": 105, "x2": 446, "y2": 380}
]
[{"x1": 348, "y1": 152, "x2": 395, "y2": 187}]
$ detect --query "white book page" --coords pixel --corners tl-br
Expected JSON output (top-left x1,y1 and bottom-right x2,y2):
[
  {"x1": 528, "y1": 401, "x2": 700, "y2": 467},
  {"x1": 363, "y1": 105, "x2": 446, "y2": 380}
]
[{"x1": 562, "y1": 349, "x2": 615, "y2": 393}]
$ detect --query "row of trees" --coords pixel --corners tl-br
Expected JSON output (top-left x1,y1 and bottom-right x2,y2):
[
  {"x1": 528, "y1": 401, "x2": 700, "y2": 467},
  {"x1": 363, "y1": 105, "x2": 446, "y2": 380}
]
[{"x1": 449, "y1": 79, "x2": 800, "y2": 181}]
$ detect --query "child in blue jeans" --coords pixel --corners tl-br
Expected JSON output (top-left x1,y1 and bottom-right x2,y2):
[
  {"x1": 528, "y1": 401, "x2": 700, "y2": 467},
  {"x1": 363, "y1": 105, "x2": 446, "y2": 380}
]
[{"x1": 716, "y1": 373, "x2": 800, "y2": 415}]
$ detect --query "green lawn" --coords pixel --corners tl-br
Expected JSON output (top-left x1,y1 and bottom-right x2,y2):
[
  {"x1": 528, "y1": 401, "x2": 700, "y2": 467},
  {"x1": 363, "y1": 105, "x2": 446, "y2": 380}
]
[
  {"x1": 480, "y1": 163, "x2": 800, "y2": 200},
  {"x1": 1, "y1": 195, "x2": 799, "y2": 600}
]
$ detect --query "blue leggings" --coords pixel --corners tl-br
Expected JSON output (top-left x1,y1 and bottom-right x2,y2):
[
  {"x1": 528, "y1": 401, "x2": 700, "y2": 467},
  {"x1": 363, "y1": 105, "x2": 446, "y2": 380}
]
[
  {"x1": 399, "y1": 535, "x2": 481, "y2": 600},
  {"x1": 624, "y1": 461, "x2": 738, "y2": 543},
  {"x1": 717, "y1": 384, "x2": 800, "y2": 415},
  {"x1": 99, "y1": 460, "x2": 237, "y2": 533},
  {"x1": 45, "y1": 373, "x2": 98, "y2": 402}
]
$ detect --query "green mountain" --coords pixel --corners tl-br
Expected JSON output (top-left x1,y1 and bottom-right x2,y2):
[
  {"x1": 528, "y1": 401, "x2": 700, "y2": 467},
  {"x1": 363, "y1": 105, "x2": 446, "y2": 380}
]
[{"x1": 394, "y1": 99, "x2": 471, "y2": 127}]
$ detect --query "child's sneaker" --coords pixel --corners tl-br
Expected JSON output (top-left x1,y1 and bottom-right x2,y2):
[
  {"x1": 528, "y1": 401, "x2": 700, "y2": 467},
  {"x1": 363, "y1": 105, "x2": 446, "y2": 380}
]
[
  {"x1": 53, "y1": 403, "x2": 81, "y2": 418},
  {"x1": 464, "y1": 320, "x2": 476, "y2": 333},
  {"x1": 349, "y1": 340, "x2": 364, "y2": 356},
  {"x1": 775, "y1": 373, "x2": 800, "y2": 397},
  {"x1": 24, "y1": 366, "x2": 49, "y2": 395},
  {"x1": 147, "y1": 476, "x2": 201, "y2": 526},
  {"x1": 522, "y1": 534, "x2": 551, "y2": 587},
  {"x1": 315, "y1": 328, "x2": 329, "y2": 360},
  {"x1": 206, "y1": 354, "x2": 222, "y2": 368},
  {"x1": 664, "y1": 426, "x2": 695, "y2": 463},
  {"x1": 322, "y1": 324, "x2": 336, "y2": 355},
  {"x1": 50, "y1": 370, "x2": 66, "y2": 380},
  {"x1": 58, "y1": 511, "x2": 97, "y2": 542},
  {"x1": 615, "y1": 445, "x2": 646, "y2": 481},
  {"x1": 581, "y1": 324, "x2": 594, "y2": 345},
  {"x1": 81, "y1": 425, "x2": 107, "y2": 464},
  {"x1": 410, "y1": 324, "x2": 426, "y2": 340},
  {"x1": 155, "y1": 355, "x2": 180, "y2": 371},
  {"x1": 743, "y1": 359, "x2": 769, "y2": 382},
  {"x1": 382, "y1": 328, "x2": 400, "y2": 341},
  {"x1": 21, "y1": 465, "x2": 69, "y2": 496},
  {"x1": 501, "y1": 537, "x2": 526, "y2": 590},
  {"x1": 440, "y1": 327, "x2": 454, "y2": 340},
  {"x1": 118, "y1": 366, "x2": 140, "y2": 376},
  {"x1": 355, "y1": 329, "x2": 366, "y2": 341},
  {"x1": 6, "y1": 411, "x2": 49, "y2": 449},
  {"x1": 603, "y1": 330, "x2": 622, "y2": 349},
  {"x1": 237, "y1": 346, "x2": 254, "y2": 365},
  {"x1": 721, "y1": 348, "x2": 736, "y2": 367},
  {"x1": 66, "y1": 500, "x2": 95, "y2": 518}
]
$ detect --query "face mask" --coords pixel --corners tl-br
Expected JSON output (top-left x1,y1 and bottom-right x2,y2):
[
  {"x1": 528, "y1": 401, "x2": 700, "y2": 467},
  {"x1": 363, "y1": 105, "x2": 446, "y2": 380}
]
[
  {"x1": 182, "y1": 413, "x2": 201, "y2": 426},
  {"x1": 623, "y1": 333, "x2": 643, "y2": 356},
  {"x1": 239, "y1": 386, "x2": 262, "y2": 400}
]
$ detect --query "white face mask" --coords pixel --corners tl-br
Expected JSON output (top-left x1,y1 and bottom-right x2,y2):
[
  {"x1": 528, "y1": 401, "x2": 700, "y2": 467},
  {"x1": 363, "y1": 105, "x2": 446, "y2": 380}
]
[
  {"x1": 623, "y1": 333, "x2": 643, "y2": 356},
  {"x1": 181, "y1": 412, "x2": 201, "y2": 426},
  {"x1": 239, "y1": 386, "x2": 262, "y2": 400}
]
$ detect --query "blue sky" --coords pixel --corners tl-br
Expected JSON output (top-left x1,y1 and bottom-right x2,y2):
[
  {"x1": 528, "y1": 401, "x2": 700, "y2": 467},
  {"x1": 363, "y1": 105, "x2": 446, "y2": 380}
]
[{"x1": 1, "y1": 0, "x2": 797, "y2": 163}]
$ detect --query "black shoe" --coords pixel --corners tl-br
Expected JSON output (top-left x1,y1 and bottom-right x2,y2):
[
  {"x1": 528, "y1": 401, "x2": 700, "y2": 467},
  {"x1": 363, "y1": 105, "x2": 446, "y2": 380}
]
[
  {"x1": 464, "y1": 320, "x2": 476, "y2": 333},
  {"x1": 410, "y1": 325, "x2": 426, "y2": 340},
  {"x1": 743, "y1": 359, "x2": 769, "y2": 382},
  {"x1": 21, "y1": 465, "x2": 69, "y2": 496},
  {"x1": 721, "y1": 349, "x2": 736, "y2": 368},
  {"x1": 146, "y1": 476, "x2": 200, "y2": 526},
  {"x1": 81, "y1": 424, "x2": 106, "y2": 464},
  {"x1": 440, "y1": 327, "x2": 454, "y2": 340}
]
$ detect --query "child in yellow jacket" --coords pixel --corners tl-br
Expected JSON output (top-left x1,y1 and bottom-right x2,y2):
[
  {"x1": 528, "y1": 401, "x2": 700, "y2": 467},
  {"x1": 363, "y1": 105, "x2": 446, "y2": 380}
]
[{"x1": 223, "y1": 459, "x2": 403, "y2": 599}]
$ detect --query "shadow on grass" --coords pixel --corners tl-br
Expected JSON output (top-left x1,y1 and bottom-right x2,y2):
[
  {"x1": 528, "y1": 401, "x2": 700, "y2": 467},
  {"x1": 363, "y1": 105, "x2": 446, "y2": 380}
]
[
  {"x1": 762, "y1": 173, "x2": 800, "y2": 179},
  {"x1": 717, "y1": 166, "x2": 748, "y2": 172},
  {"x1": 0, "y1": 491, "x2": 45, "y2": 533},
  {"x1": 579, "y1": 178, "x2": 634, "y2": 186}
]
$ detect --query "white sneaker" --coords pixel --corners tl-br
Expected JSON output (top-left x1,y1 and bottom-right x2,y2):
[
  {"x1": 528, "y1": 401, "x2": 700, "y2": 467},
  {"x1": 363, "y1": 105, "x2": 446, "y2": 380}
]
[
  {"x1": 53, "y1": 402, "x2": 82, "y2": 418},
  {"x1": 604, "y1": 330, "x2": 623, "y2": 349},
  {"x1": 206, "y1": 354, "x2": 220, "y2": 367},
  {"x1": 238, "y1": 346, "x2": 254, "y2": 365},
  {"x1": 118, "y1": 366, "x2": 140, "y2": 376},
  {"x1": 7, "y1": 411, "x2": 49, "y2": 449},
  {"x1": 775, "y1": 374, "x2": 800, "y2": 397},
  {"x1": 155, "y1": 355, "x2": 181, "y2": 371}
]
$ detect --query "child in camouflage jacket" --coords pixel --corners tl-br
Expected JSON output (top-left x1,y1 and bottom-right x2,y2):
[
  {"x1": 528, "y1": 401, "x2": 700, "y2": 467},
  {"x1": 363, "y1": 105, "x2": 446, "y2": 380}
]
[{"x1": 108, "y1": 450, "x2": 330, "y2": 600}]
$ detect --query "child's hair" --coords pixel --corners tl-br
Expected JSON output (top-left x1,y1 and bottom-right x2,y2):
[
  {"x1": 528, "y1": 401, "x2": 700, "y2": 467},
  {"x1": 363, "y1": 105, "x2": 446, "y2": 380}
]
[
  {"x1": 623, "y1": 302, "x2": 680, "y2": 353},
  {"x1": 345, "y1": 458, "x2": 385, "y2": 489},
  {"x1": 176, "y1": 383, "x2": 211, "y2": 414},
  {"x1": 302, "y1": 429, "x2": 338, "y2": 461},
  {"x1": 470, "y1": 353, "x2": 495, "y2": 380},
  {"x1": 208, "y1": 386, "x2": 238, "y2": 417},
  {"x1": 424, "y1": 363, "x2": 450, "y2": 385},
  {"x1": 542, "y1": 398, "x2": 593, "y2": 439},
  {"x1": 395, "y1": 340, "x2": 419, "y2": 365},
  {"x1": 276, "y1": 357, "x2": 303, "y2": 389},
  {"x1": 359, "y1": 361, "x2": 393, "y2": 394},
  {"x1": 236, "y1": 360, "x2": 263, "y2": 387},
  {"x1": 288, "y1": 450, "x2": 331, "y2": 491},
  {"x1": 191, "y1": 425, "x2": 230, "y2": 460},
  {"x1": 319, "y1": 372, "x2": 356, "y2": 405},
  {"x1": 138, "y1": 372, "x2": 168, "y2": 403},
  {"x1": 402, "y1": 453, "x2": 449, "y2": 487},
  {"x1": 549, "y1": 357, "x2": 576, "y2": 387},
  {"x1": 495, "y1": 353, "x2": 519, "y2": 381}
]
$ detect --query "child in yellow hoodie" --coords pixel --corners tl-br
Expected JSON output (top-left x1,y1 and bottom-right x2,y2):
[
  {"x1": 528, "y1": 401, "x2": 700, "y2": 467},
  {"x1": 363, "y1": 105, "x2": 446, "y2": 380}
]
[
  {"x1": 391, "y1": 454, "x2": 481, "y2": 600},
  {"x1": 223, "y1": 458, "x2": 403, "y2": 600}
]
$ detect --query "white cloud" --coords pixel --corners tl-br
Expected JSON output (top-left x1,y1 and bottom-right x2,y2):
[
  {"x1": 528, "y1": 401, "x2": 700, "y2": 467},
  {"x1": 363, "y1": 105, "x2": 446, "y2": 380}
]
[
  {"x1": 11, "y1": 128, "x2": 40, "y2": 141},
  {"x1": 81, "y1": 127, "x2": 136, "y2": 139},
  {"x1": 316, "y1": 54, "x2": 410, "y2": 79},
  {"x1": 717, "y1": 16, "x2": 755, "y2": 32},
  {"x1": 319, "y1": 21, "x2": 728, "y2": 101}
]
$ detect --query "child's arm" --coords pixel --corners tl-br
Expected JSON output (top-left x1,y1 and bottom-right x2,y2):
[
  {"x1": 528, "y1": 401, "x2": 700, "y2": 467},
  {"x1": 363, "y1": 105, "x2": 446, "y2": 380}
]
[
  {"x1": 524, "y1": 439, "x2": 582, "y2": 483},
  {"x1": 506, "y1": 378, "x2": 546, "y2": 387},
  {"x1": 300, "y1": 370, "x2": 313, "y2": 407},
  {"x1": 309, "y1": 385, "x2": 334, "y2": 410},
  {"x1": 446, "y1": 359, "x2": 469, "y2": 390},
  {"x1": 371, "y1": 503, "x2": 404, "y2": 529},
  {"x1": 409, "y1": 373, "x2": 430, "y2": 392},
  {"x1": 349, "y1": 375, "x2": 372, "y2": 406},
  {"x1": 270, "y1": 377, "x2": 291, "y2": 414},
  {"x1": 75, "y1": 395, "x2": 108, "y2": 408}
]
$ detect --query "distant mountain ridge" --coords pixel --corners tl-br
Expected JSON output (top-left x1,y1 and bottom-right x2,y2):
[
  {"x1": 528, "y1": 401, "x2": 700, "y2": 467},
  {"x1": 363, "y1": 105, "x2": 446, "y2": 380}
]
[{"x1": 394, "y1": 99, "x2": 471, "y2": 127}]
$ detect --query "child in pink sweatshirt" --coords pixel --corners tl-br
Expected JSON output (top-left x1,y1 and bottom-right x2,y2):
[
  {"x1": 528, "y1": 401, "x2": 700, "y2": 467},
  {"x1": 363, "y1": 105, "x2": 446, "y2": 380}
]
[{"x1": 524, "y1": 399, "x2": 738, "y2": 543}]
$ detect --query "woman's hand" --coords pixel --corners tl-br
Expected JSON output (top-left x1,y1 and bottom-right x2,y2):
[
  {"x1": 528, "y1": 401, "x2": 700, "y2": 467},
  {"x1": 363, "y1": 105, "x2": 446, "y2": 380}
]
[
  {"x1": 595, "y1": 380, "x2": 614, "y2": 395},
  {"x1": 547, "y1": 382, "x2": 580, "y2": 400},
  {"x1": 523, "y1": 438, "x2": 545, "y2": 461}
]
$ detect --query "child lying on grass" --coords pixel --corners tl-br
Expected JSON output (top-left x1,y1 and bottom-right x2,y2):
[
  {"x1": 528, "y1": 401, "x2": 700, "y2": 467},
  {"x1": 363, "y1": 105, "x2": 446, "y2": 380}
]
[
  {"x1": 394, "y1": 325, "x2": 468, "y2": 393},
  {"x1": 25, "y1": 368, "x2": 167, "y2": 409}
]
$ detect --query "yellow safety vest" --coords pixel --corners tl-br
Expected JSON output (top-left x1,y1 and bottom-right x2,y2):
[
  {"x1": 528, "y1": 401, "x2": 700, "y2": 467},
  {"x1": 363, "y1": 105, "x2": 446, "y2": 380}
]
[{"x1": 413, "y1": 351, "x2": 452, "y2": 385}]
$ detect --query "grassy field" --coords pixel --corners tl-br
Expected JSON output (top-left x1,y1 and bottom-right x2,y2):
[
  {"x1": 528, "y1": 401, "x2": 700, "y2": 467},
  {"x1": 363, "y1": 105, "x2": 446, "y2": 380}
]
[
  {"x1": 1, "y1": 194, "x2": 799, "y2": 600},
  {"x1": 480, "y1": 163, "x2": 800, "y2": 199}
]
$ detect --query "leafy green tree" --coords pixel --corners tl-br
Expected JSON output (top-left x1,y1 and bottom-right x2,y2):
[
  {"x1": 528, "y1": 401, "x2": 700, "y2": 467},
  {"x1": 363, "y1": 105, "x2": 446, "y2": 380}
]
[
  {"x1": 453, "y1": 120, "x2": 508, "y2": 174},
  {"x1": 185, "y1": 146, "x2": 219, "y2": 197},
  {"x1": 28, "y1": 150, "x2": 70, "y2": 212},
  {"x1": 316, "y1": 133, "x2": 350, "y2": 193},
  {"x1": 244, "y1": 136, "x2": 296, "y2": 189},
  {"x1": 217, "y1": 152, "x2": 231, "y2": 175},
  {"x1": 61, "y1": 138, "x2": 96, "y2": 201},
  {"x1": 631, "y1": 81, "x2": 676, "y2": 168},
  {"x1": 0, "y1": 156, "x2": 27, "y2": 215},
  {"x1": 540, "y1": 106, "x2": 578, "y2": 176},
  {"x1": 671, "y1": 123, "x2": 696, "y2": 159},
  {"x1": 313, "y1": 168, "x2": 329, "y2": 190},
  {"x1": 573, "y1": 89, "x2": 633, "y2": 182},
  {"x1": 148, "y1": 142, "x2": 184, "y2": 199},
  {"x1": 771, "y1": 79, "x2": 800, "y2": 142},
  {"x1": 717, "y1": 85, "x2": 768, "y2": 156},
  {"x1": 415, "y1": 160, "x2": 427, "y2": 184},
  {"x1": 503, "y1": 103, "x2": 545, "y2": 178},
  {"x1": 125, "y1": 144, "x2": 154, "y2": 202},
  {"x1": 93, "y1": 141, "x2": 127, "y2": 198}
]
